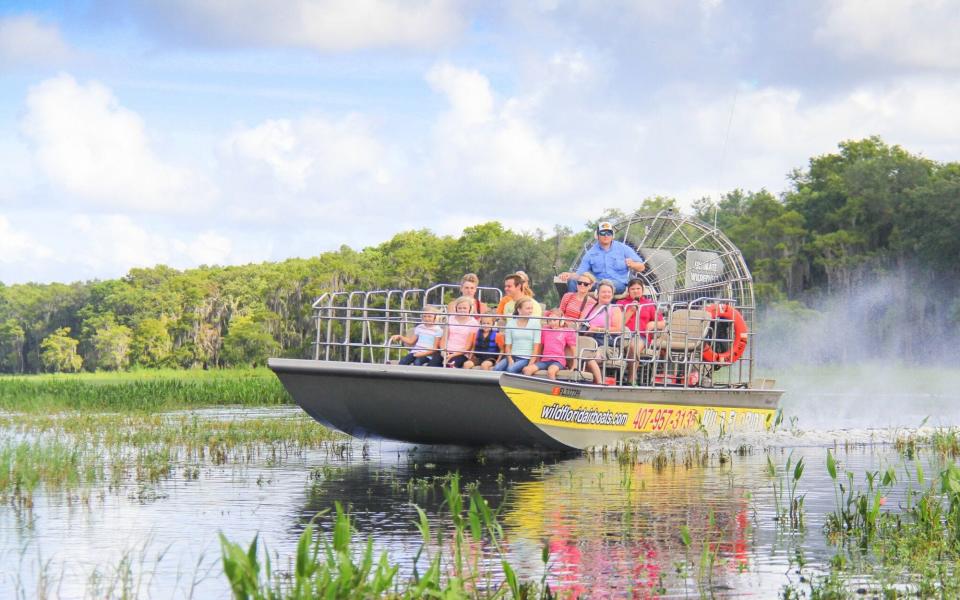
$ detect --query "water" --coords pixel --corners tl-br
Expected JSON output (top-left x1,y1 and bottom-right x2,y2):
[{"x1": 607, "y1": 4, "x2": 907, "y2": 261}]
[{"x1": 2, "y1": 370, "x2": 959, "y2": 598}]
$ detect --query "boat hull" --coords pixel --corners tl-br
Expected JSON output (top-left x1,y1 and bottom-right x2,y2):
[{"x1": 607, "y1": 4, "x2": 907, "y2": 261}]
[{"x1": 268, "y1": 358, "x2": 782, "y2": 451}]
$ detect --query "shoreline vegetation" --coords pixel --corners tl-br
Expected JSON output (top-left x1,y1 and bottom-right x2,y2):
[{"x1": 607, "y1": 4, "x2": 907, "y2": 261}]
[
  {"x1": 1, "y1": 137, "x2": 958, "y2": 375},
  {"x1": 0, "y1": 367, "x2": 291, "y2": 413}
]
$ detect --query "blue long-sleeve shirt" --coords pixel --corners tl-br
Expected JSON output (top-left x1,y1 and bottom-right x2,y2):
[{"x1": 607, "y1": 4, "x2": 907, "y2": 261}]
[{"x1": 576, "y1": 241, "x2": 642, "y2": 286}]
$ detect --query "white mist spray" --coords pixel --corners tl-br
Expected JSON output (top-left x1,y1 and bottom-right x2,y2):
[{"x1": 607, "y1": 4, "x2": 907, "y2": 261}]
[{"x1": 755, "y1": 270, "x2": 960, "y2": 429}]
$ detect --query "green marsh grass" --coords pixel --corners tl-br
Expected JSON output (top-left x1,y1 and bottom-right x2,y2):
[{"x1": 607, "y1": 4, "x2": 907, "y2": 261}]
[
  {"x1": 896, "y1": 427, "x2": 960, "y2": 459},
  {"x1": 0, "y1": 367, "x2": 291, "y2": 413},
  {"x1": 783, "y1": 449, "x2": 960, "y2": 598},
  {"x1": 0, "y1": 412, "x2": 344, "y2": 507},
  {"x1": 1, "y1": 413, "x2": 341, "y2": 452},
  {"x1": 0, "y1": 438, "x2": 98, "y2": 507},
  {"x1": 219, "y1": 474, "x2": 552, "y2": 599}
]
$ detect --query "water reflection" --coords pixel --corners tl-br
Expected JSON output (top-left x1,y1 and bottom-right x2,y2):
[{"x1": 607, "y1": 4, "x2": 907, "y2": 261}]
[
  {"x1": 294, "y1": 444, "x2": 831, "y2": 597},
  {"x1": 0, "y1": 417, "x2": 949, "y2": 598}
]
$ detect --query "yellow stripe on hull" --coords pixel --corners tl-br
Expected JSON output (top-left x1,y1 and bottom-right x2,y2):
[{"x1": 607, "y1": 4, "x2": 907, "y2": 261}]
[{"x1": 502, "y1": 385, "x2": 776, "y2": 436}]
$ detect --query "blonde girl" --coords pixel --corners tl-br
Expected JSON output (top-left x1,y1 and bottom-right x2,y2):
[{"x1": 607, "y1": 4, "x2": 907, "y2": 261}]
[
  {"x1": 444, "y1": 296, "x2": 480, "y2": 368},
  {"x1": 390, "y1": 305, "x2": 443, "y2": 367}
]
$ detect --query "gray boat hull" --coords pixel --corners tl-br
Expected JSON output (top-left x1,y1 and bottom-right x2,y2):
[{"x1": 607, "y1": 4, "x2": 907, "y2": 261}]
[
  {"x1": 269, "y1": 358, "x2": 783, "y2": 451},
  {"x1": 269, "y1": 358, "x2": 571, "y2": 450}
]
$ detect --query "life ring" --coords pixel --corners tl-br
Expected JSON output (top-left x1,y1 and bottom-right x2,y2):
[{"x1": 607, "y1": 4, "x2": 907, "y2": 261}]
[{"x1": 702, "y1": 303, "x2": 748, "y2": 364}]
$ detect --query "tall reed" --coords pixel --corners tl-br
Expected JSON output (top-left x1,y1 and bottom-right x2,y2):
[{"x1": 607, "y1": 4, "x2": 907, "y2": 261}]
[{"x1": 0, "y1": 368, "x2": 291, "y2": 412}]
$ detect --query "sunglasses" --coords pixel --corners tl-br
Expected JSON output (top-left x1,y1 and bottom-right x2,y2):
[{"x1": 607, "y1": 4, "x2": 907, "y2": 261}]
[
  {"x1": 577, "y1": 280, "x2": 592, "y2": 286},
  {"x1": 598, "y1": 231, "x2": 614, "y2": 237}
]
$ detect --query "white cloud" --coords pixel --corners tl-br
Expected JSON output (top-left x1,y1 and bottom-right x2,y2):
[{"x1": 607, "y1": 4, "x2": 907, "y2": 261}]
[
  {"x1": 0, "y1": 210, "x2": 280, "y2": 283},
  {"x1": 20, "y1": 74, "x2": 213, "y2": 213},
  {"x1": 69, "y1": 215, "x2": 233, "y2": 272},
  {"x1": 426, "y1": 63, "x2": 495, "y2": 125},
  {"x1": 0, "y1": 15, "x2": 71, "y2": 69},
  {"x1": 697, "y1": 79, "x2": 960, "y2": 158},
  {"x1": 817, "y1": 0, "x2": 960, "y2": 69},
  {"x1": 177, "y1": 232, "x2": 234, "y2": 266},
  {"x1": 221, "y1": 114, "x2": 390, "y2": 194},
  {"x1": 0, "y1": 215, "x2": 52, "y2": 265},
  {"x1": 128, "y1": 0, "x2": 464, "y2": 51},
  {"x1": 632, "y1": 77, "x2": 960, "y2": 198},
  {"x1": 417, "y1": 60, "x2": 960, "y2": 222},
  {"x1": 425, "y1": 62, "x2": 578, "y2": 201},
  {"x1": 548, "y1": 51, "x2": 593, "y2": 84}
]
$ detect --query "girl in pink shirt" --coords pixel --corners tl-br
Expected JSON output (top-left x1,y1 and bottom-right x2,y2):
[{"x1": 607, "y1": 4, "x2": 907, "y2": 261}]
[
  {"x1": 443, "y1": 296, "x2": 480, "y2": 368},
  {"x1": 522, "y1": 309, "x2": 577, "y2": 380}
]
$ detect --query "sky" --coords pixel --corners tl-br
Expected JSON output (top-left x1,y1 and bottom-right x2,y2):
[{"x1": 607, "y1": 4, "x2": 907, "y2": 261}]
[{"x1": 1, "y1": 0, "x2": 958, "y2": 285}]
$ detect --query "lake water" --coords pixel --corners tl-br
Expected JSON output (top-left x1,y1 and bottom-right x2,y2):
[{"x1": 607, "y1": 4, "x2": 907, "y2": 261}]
[{"x1": 2, "y1": 365, "x2": 959, "y2": 598}]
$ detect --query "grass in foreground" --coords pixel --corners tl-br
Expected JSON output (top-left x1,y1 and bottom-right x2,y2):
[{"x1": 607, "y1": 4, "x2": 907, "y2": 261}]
[
  {"x1": 781, "y1": 435, "x2": 960, "y2": 598},
  {"x1": 220, "y1": 473, "x2": 552, "y2": 600},
  {"x1": 0, "y1": 367, "x2": 291, "y2": 412}
]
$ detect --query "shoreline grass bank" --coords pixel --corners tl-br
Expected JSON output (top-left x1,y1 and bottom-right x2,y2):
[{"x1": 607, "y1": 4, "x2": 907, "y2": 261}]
[{"x1": 0, "y1": 367, "x2": 292, "y2": 413}]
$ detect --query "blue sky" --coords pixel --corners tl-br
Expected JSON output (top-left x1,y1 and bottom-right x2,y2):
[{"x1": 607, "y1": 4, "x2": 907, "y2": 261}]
[{"x1": 1, "y1": 1, "x2": 959, "y2": 284}]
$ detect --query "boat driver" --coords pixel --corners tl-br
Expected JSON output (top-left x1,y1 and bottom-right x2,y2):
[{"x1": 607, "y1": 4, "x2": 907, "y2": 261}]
[{"x1": 558, "y1": 221, "x2": 645, "y2": 294}]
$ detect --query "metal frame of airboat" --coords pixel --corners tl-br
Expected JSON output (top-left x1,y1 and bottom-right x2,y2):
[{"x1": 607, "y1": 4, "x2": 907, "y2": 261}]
[{"x1": 268, "y1": 210, "x2": 782, "y2": 450}]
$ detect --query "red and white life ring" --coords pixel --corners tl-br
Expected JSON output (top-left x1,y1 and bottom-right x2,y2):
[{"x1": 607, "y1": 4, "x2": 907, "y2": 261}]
[{"x1": 702, "y1": 303, "x2": 748, "y2": 364}]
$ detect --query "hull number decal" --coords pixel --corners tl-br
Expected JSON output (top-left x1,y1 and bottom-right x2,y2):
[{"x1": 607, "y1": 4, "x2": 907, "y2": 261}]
[{"x1": 551, "y1": 386, "x2": 581, "y2": 398}]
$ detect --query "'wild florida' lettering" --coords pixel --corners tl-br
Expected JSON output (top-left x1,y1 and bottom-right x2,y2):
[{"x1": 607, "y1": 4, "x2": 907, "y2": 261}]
[{"x1": 540, "y1": 403, "x2": 629, "y2": 427}]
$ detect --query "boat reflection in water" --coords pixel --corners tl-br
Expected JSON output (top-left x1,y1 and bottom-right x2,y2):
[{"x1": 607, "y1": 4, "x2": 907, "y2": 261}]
[
  {"x1": 503, "y1": 456, "x2": 755, "y2": 597},
  {"x1": 297, "y1": 446, "x2": 769, "y2": 597}
]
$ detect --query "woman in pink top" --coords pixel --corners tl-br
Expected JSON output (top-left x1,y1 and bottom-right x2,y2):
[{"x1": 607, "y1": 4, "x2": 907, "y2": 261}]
[
  {"x1": 581, "y1": 280, "x2": 624, "y2": 336},
  {"x1": 522, "y1": 309, "x2": 577, "y2": 380},
  {"x1": 444, "y1": 296, "x2": 480, "y2": 368},
  {"x1": 580, "y1": 280, "x2": 624, "y2": 385}
]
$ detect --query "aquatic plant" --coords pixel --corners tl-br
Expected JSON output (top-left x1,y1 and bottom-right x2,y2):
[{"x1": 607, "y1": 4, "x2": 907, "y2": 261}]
[
  {"x1": 0, "y1": 439, "x2": 93, "y2": 508},
  {"x1": 767, "y1": 452, "x2": 805, "y2": 529},
  {"x1": 0, "y1": 412, "x2": 343, "y2": 507},
  {"x1": 823, "y1": 460, "x2": 897, "y2": 546},
  {"x1": 896, "y1": 427, "x2": 960, "y2": 459},
  {"x1": 219, "y1": 474, "x2": 553, "y2": 599},
  {"x1": 792, "y1": 450, "x2": 960, "y2": 597}
]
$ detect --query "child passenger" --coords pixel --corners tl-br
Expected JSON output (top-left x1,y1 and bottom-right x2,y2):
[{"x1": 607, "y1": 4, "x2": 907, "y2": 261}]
[
  {"x1": 469, "y1": 316, "x2": 500, "y2": 370},
  {"x1": 443, "y1": 296, "x2": 479, "y2": 368},
  {"x1": 493, "y1": 297, "x2": 541, "y2": 374},
  {"x1": 390, "y1": 306, "x2": 443, "y2": 367},
  {"x1": 522, "y1": 309, "x2": 577, "y2": 380}
]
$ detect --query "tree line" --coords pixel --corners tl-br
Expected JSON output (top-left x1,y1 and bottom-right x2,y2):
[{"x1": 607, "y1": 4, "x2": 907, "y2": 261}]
[{"x1": 1, "y1": 137, "x2": 957, "y2": 373}]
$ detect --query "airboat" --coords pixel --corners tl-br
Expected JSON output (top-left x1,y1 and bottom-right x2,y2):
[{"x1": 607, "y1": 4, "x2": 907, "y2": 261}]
[{"x1": 269, "y1": 210, "x2": 782, "y2": 451}]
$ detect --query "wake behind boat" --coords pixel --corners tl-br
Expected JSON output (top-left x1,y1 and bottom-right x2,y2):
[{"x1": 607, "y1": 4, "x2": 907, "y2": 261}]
[{"x1": 269, "y1": 210, "x2": 783, "y2": 451}]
